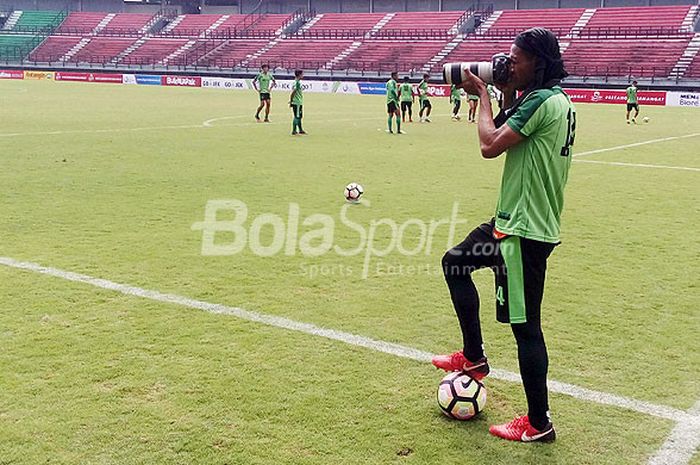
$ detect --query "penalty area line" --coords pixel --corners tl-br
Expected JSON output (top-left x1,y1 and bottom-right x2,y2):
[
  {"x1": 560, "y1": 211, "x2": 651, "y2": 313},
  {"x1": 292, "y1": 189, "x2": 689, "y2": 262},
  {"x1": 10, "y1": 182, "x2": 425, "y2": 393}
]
[
  {"x1": 648, "y1": 400, "x2": 700, "y2": 465},
  {"x1": 0, "y1": 255, "x2": 697, "y2": 430},
  {"x1": 573, "y1": 159, "x2": 700, "y2": 172},
  {"x1": 573, "y1": 133, "x2": 700, "y2": 158}
]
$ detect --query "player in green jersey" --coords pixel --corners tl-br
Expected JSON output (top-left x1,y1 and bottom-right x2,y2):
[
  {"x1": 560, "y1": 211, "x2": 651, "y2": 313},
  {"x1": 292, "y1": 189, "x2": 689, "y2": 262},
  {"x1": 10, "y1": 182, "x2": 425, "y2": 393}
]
[
  {"x1": 433, "y1": 28, "x2": 574, "y2": 444},
  {"x1": 289, "y1": 69, "x2": 305, "y2": 136},
  {"x1": 626, "y1": 80, "x2": 639, "y2": 124},
  {"x1": 418, "y1": 73, "x2": 432, "y2": 122},
  {"x1": 450, "y1": 84, "x2": 462, "y2": 120},
  {"x1": 400, "y1": 76, "x2": 414, "y2": 123},
  {"x1": 386, "y1": 71, "x2": 403, "y2": 134},
  {"x1": 467, "y1": 92, "x2": 479, "y2": 123},
  {"x1": 253, "y1": 64, "x2": 276, "y2": 122}
]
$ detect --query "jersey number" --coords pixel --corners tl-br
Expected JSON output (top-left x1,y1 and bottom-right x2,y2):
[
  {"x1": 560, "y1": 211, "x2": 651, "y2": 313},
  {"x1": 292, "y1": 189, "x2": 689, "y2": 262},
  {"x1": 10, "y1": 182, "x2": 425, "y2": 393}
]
[
  {"x1": 560, "y1": 108, "x2": 576, "y2": 157},
  {"x1": 496, "y1": 286, "x2": 505, "y2": 306}
]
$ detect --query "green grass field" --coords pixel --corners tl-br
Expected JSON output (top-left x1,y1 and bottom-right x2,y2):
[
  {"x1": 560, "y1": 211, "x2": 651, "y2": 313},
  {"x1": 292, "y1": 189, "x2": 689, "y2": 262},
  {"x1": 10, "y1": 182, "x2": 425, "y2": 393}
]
[{"x1": 0, "y1": 79, "x2": 698, "y2": 465}]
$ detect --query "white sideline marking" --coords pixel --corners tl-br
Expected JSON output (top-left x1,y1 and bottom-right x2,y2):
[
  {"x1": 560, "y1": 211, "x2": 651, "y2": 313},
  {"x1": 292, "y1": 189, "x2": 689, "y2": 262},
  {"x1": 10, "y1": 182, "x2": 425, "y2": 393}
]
[
  {"x1": 574, "y1": 159, "x2": 700, "y2": 172},
  {"x1": 573, "y1": 133, "x2": 700, "y2": 158},
  {"x1": 0, "y1": 256, "x2": 697, "y2": 427},
  {"x1": 0, "y1": 115, "x2": 382, "y2": 138},
  {"x1": 648, "y1": 401, "x2": 700, "y2": 465}
]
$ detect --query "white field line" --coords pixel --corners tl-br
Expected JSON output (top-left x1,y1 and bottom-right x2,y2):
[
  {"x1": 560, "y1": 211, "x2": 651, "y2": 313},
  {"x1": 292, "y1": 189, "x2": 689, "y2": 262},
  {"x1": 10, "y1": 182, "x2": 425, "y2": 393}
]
[
  {"x1": 0, "y1": 115, "x2": 382, "y2": 138},
  {"x1": 573, "y1": 133, "x2": 700, "y2": 158},
  {"x1": 574, "y1": 159, "x2": 700, "y2": 172},
  {"x1": 648, "y1": 401, "x2": 700, "y2": 465},
  {"x1": 0, "y1": 256, "x2": 697, "y2": 427}
]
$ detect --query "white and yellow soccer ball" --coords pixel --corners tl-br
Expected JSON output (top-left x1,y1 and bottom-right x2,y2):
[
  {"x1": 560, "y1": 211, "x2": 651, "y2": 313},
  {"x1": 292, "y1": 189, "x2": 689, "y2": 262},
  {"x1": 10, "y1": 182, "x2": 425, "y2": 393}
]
[
  {"x1": 643, "y1": 116, "x2": 650, "y2": 123},
  {"x1": 437, "y1": 372, "x2": 487, "y2": 420},
  {"x1": 344, "y1": 182, "x2": 364, "y2": 202}
]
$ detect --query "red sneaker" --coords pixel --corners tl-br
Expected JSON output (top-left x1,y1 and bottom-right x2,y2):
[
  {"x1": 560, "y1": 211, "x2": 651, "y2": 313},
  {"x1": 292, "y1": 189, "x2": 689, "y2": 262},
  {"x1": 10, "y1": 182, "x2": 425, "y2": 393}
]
[
  {"x1": 431, "y1": 351, "x2": 489, "y2": 380},
  {"x1": 489, "y1": 415, "x2": 556, "y2": 443}
]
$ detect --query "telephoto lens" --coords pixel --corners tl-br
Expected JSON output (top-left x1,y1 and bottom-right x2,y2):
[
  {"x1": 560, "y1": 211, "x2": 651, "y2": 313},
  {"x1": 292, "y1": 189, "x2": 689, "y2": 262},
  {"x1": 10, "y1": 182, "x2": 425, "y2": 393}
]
[{"x1": 443, "y1": 54, "x2": 511, "y2": 86}]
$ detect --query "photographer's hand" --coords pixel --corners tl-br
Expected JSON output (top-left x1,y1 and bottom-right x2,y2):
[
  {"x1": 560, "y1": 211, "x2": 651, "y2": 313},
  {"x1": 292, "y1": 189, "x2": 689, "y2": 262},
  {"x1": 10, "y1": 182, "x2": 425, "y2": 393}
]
[
  {"x1": 496, "y1": 81, "x2": 517, "y2": 109},
  {"x1": 456, "y1": 70, "x2": 486, "y2": 96}
]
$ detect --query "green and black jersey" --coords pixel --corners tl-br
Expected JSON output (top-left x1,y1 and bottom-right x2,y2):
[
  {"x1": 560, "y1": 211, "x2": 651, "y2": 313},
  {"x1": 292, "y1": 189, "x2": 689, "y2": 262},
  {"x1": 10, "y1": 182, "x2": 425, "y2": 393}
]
[
  {"x1": 496, "y1": 86, "x2": 576, "y2": 243},
  {"x1": 386, "y1": 79, "x2": 399, "y2": 104},
  {"x1": 418, "y1": 80, "x2": 429, "y2": 102},
  {"x1": 254, "y1": 72, "x2": 274, "y2": 94},
  {"x1": 400, "y1": 83, "x2": 413, "y2": 102},
  {"x1": 291, "y1": 79, "x2": 303, "y2": 105},
  {"x1": 626, "y1": 85, "x2": 638, "y2": 104},
  {"x1": 450, "y1": 85, "x2": 461, "y2": 103}
]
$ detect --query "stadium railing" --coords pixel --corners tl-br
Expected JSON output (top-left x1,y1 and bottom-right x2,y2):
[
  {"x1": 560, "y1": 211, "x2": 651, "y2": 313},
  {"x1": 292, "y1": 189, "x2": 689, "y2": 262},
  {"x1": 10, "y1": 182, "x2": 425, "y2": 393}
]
[{"x1": 10, "y1": 51, "x2": 685, "y2": 83}]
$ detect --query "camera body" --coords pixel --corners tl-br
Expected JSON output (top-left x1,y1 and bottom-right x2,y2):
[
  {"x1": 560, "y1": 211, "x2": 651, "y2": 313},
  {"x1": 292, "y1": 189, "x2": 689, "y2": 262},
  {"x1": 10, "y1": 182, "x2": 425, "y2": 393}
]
[{"x1": 443, "y1": 53, "x2": 512, "y2": 86}]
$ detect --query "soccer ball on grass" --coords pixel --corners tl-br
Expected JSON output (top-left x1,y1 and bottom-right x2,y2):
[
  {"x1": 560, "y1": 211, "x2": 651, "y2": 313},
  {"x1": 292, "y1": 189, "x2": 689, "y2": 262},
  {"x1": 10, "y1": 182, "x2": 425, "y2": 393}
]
[
  {"x1": 437, "y1": 371, "x2": 487, "y2": 420},
  {"x1": 344, "y1": 182, "x2": 364, "y2": 202}
]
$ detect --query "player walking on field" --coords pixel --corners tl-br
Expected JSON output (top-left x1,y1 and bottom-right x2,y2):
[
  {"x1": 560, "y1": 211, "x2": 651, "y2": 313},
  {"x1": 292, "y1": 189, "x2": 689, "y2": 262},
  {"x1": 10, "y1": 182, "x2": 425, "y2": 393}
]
[
  {"x1": 386, "y1": 71, "x2": 403, "y2": 134},
  {"x1": 418, "y1": 74, "x2": 432, "y2": 122},
  {"x1": 433, "y1": 28, "x2": 575, "y2": 443},
  {"x1": 289, "y1": 69, "x2": 306, "y2": 136},
  {"x1": 626, "y1": 80, "x2": 639, "y2": 124},
  {"x1": 400, "y1": 77, "x2": 415, "y2": 123},
  {"x1": 450, "y1": 84, "x2": 462, "y2": 120},
  {"x1": 253, "y1": 64, "x2": 276, "y2": 122},
  {"x1": 467, "y1": 92, "x2": 479, "y2": 123}
]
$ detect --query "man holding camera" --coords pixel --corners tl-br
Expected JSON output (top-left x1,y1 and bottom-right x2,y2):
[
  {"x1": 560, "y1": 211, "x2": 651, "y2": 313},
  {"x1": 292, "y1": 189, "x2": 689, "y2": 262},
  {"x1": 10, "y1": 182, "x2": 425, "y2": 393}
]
[{"x1": 433, "y1": 28, "x2": 575, "y2": 443}]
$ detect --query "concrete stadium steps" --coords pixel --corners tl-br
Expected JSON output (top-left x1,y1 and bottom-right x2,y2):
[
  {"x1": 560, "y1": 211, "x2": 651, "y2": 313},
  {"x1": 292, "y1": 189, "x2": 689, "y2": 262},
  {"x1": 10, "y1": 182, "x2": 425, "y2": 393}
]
[
  {"x1": 2, "y1": 11, "x2": 22, "y2": 30},
  {"x1": 475, "y1": 10, "x2": 501, "y2": 35},
  {"x1": 70, "y1": 37, "x2": 137, "y2": 63},
  {"x1": 422, "y1": 34, "x2": 466, "y2": 73},
  {"x1": 248, "y1": 39, "x2": 352, "y2": 69},
  {"x1": 30, "y1": 35, "x2": 82, "y2": 61},
  {"x1": 684, "y1": 46, "x2": 700, "y2": 78},
  {"x1": 323, "y1": 40, "x2": 362, "y2": 69},
  {"x1": 569, "y1": 9, "x2": 596, "y2": 38},
  {"x1": 337, "y1": 40, "x2": 446, "y2": 72},
  {"x1": 197, "y1": 39, "x2": 269, "y2": 68},
  {"x1": 101, "y1": 13, "x2": 154, "y2": 35},
  {"x1": 681, "y1": 5, "x2": 699, "y2": 32},
  {"x1": 59, "y1": 36, "x2": 90, "y2": 61},
  {"x1": 430, "y1": 38, "x2": 513, "y2": 73},
  {"x1": 120, "y1": 38, "x2": 188, "y2": 65},
  {"x1": 669, "y1": 33, "x2": 700, "y2": 78}
]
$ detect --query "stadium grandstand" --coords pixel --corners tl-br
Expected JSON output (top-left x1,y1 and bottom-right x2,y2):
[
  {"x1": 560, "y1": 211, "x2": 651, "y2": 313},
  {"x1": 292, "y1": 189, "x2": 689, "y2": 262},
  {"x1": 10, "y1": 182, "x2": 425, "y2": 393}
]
[{"x1": 0, "y1": 0, "x2": 698, "y2": 87}]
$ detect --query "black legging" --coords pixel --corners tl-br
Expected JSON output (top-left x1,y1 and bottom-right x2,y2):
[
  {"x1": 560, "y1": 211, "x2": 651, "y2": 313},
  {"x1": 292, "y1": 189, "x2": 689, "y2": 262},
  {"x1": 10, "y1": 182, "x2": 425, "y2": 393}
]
[{"x1": 441, "y1": 220, "x2": 552, "y2": 430}]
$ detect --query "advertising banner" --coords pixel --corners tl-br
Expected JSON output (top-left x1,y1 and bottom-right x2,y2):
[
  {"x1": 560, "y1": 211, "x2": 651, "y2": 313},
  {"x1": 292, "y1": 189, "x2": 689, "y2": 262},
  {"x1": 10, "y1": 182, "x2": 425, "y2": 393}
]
[
  {"x1": 666, "y1": 91, "x2": 700, "y2": 108},
  {"x1": 55, "y1": 72, "x2": 123, "y2": 83},
  {"x1": 564, "y1": 88, "x2": 667, "y2": 106},
  {"x1": 424, "y1": 84, "x2": 451, "y2": 98},
  {"x1": 24, "y1": 70, "x2": 54, "y2": 80},
  {"x1": 0, "y1": 69, "x2": 24, "y2": 79},
  {"x1": 358, "y1": 82, "x2": 386, "y2": 95},
  {"x1": 136, "y1": 74, "x2": 163, "y2": 86},
  {"x1": 359, "y1": 82, "x2": 451, "y2": 97},
  {"x1": 201, "y1": 77, "x2": 247, "y2": 90},
  {"x1": 334, "y1": 81, "x2": 361, "y2": 95},
  {"x1": 162, "y1": 75, "x2": 201, "y2": 87}
]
